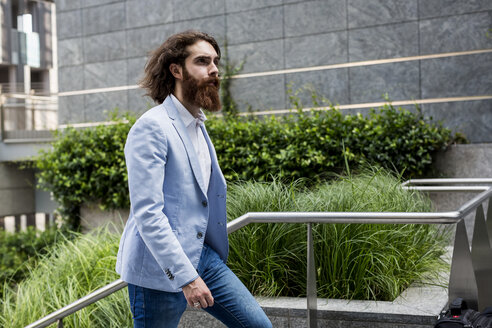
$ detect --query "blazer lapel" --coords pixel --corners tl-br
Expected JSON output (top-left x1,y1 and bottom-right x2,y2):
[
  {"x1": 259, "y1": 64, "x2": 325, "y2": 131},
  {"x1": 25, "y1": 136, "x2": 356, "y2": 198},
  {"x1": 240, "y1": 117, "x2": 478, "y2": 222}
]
[{"x1": 163, "y1": 97, "x2": 207, "y2": 196}]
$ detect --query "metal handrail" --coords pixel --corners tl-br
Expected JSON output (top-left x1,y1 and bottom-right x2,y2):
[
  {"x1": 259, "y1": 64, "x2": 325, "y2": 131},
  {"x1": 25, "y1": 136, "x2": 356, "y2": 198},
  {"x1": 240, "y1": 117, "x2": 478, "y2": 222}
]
[
  {"x1": 25, "y1": 179, "x2": 492, "y2": 328},
  {"x1": 402, "y1": 178, "x2": 492, "y2": 186}
]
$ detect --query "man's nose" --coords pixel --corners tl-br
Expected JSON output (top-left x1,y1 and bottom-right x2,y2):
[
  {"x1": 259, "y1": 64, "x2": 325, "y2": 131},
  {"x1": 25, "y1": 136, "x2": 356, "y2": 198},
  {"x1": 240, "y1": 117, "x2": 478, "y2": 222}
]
[{"x1": 209, "y1": 62, "x2": 219, "y2": 76}]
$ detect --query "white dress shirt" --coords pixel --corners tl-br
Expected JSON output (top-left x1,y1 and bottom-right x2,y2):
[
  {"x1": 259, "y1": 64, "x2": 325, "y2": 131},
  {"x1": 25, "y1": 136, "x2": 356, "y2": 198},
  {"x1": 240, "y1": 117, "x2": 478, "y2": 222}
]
[{"x1": 171, "y1": 94, "x2": 212, "y2": 192}]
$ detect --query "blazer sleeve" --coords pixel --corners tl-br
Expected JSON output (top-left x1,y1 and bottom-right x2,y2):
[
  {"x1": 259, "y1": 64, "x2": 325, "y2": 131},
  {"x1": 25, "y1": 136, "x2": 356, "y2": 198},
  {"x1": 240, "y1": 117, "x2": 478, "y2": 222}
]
[{"x1": 125, "y1": 117, "x2": 198, "y2": 289}]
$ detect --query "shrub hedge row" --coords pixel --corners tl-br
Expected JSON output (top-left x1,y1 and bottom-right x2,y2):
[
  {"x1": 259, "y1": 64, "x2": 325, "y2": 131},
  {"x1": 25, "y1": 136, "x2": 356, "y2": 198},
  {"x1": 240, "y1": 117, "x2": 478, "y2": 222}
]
[
  {"x1": 36, "y1": 113, "x2": 136, "y2": 227},
  {"x1": 35, "y1": 103, "x2": 455, "y2": 225},
  {"x1": 209, "y1": 103, "x2": 453, "y2": 182}
]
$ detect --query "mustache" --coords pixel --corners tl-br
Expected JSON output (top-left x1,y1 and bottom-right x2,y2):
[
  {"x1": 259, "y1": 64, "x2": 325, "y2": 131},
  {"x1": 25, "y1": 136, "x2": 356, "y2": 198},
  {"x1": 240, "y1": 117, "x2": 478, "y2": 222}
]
[{"x1": 199, "y1": 76, "x2": 220, "y2": 89}]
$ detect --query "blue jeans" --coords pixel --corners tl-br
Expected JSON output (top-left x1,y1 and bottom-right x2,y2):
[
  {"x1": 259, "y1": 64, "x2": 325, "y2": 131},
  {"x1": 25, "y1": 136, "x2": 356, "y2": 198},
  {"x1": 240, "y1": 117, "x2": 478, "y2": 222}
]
[{"x1": 128, "y1": 244, "x2": 272, "y2": 328}]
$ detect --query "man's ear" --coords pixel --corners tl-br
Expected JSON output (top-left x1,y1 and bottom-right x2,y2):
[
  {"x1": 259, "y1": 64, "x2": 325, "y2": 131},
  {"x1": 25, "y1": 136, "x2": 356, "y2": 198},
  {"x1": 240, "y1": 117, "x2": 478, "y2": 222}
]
[{"x1": 169, "y1": 63, "x2": 183, "y2": 80}]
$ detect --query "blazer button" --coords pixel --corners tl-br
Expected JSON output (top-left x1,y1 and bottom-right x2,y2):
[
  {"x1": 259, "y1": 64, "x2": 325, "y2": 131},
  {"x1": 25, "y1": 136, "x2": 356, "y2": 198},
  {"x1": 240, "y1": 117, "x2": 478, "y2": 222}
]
[
  {"x1": 202, "y1": 200, "x2": 208, "y2": 207},
  {"x1": 197, "y1": 232, "x2": 203, "y2": 239}
]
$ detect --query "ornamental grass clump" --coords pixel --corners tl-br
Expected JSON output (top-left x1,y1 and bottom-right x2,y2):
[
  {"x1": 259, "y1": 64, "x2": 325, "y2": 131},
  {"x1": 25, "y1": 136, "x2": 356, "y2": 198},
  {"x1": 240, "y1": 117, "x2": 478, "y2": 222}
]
[
  {"x1": 0, "y1": 226, "x2": 66, "y2": 299},
  {"x1": 226, "y1": 168, "x2": 449, "y2": 301},
  {"x1": 0, "y1": 227, "x2": 132, "y2": 328}
]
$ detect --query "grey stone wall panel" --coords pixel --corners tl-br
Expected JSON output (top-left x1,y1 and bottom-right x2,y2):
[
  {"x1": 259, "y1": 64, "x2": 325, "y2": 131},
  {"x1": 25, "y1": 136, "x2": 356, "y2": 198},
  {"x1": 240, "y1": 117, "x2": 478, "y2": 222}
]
[
  {"x1": 230, "y1": 75, "x2": 286, "y2": 110},
  {"x1": 84, "y1": 60, "x2": 127, "y2": 89},
  {"x1": 128, "y1": 88, "x2": 154, "y2": 114},
  {"x1": 434, "y1": 143, "x2": 492, "y2": 178},
  {"x1": 348, "y1": 0, "x2": 418, "y2": 28},
  {"x1": 349, "y1": 22, "x2": 419, "y2": 61},
  {"x1": 420, "y1": 12, "x2": 492, "y2": 55},
  {"x1": 225, "y1": 0, "x2": 282, "y2": 13},
  {"x1": 421, "y1": 100, "x2": 492, "y2": 143},
  {"x1": 126, "y1": 0, "x2": 173, "y2": 29},
  {"x1": 125, "y1": 24, "x2": 176, "y2": 58},
  {"x1": 83, "y1": 31, "x2": 127, "y2": 63},
  {"x1": 174, "y1": 15, "x2": 227, "y2": 44},
  {"x1": 82, "y1": 2, "x2": 126, "y2": 36},
  {"x1": 420, "y1": 53, "x2": 492, "y2": 98},
  {"x1": 228, "y1": 39, "x2": 284, "y2": 74},
  {"x1": 285, "y1": 31, "x2": 347, "y2": 69},
  {"x1": 57, "y1": 10, "x2": 82, "y2": 40},
  {"x1": 127, "y1": 57, "x2": 147, "y2": 85},
  {"x1": 84, "y1": 90, "x2": 128, "y2": 122},
  {"x1": 285, "y1": 68, "x2": 350, "y2": 107},
  {"x1": 226, "y1": 7, "x2": 283, "y2": 44},
  {"x1": 57, "y1": 38, "x2": 84, "y2": 67},
  {"x1": 58, "y1": 66, "x2": 85, "y2": 92},
  {"x1": 55, "y1": 0, "x2": 492, "y2": 143},
  {"x1": 418, "y1": 0, "x2": 492, "y2": 19},
  {"x1": 284, "y1": 0, "x2": 346, "y2": 37},
  {"x1": 174, "y1": 0, "x2": 225, "y2": 21},
  {"x1": 349, "y1": 61, "x2": 420, "y2": 103},
  {"x1": 55, "y1": 0, "x2": 81, "y2": 12},
  {"x1": 58, "y1": 95, "x2": 85, "y2": 124}
]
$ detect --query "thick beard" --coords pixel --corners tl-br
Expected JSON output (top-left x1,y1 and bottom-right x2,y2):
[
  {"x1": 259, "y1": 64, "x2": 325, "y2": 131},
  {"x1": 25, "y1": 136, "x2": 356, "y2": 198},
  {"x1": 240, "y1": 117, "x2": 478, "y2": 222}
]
[{"x1": 182, "y1": 69, "x2": 222, "y2": 112}]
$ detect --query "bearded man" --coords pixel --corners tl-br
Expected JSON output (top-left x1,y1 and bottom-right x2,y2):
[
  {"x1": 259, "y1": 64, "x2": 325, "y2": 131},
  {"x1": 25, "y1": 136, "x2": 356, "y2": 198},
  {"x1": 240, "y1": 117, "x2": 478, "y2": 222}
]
[{"x1": 116, "y1": 31, "x2": 272, "y2": 328}]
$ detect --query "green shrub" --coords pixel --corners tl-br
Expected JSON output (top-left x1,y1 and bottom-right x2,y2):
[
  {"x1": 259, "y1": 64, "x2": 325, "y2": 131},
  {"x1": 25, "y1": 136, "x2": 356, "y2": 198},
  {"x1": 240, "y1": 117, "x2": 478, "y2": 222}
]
[
  {"x1": 208, "y1": 102, "x2": 453, "y2": 182},
  {"x1": 0, "y1": 226, "x2": 68, "y2": 299},
  {"x1": 35, "y1": 112, "x2": 136, "y2": 228}
]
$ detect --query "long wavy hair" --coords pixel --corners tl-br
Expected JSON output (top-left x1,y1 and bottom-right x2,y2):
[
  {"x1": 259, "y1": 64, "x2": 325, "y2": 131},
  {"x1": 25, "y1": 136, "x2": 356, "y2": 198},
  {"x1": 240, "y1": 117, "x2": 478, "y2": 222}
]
[{"x1": 139, "y1": 30, "x2": 221, "y2": 104}]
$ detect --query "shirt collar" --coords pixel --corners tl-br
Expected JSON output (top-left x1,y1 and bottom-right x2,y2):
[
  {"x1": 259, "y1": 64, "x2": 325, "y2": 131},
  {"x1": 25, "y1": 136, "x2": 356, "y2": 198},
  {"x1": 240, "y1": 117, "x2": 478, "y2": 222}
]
[{"x1": 171, "y1": 94, "x2": 207, "y2": 127}]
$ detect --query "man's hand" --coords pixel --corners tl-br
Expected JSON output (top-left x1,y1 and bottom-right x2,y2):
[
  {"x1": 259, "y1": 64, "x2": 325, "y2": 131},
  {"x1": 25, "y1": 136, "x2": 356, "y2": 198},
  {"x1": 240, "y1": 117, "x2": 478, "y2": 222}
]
[{"x1": 182, "y1": 276, "x2": 214, "y2": 308}]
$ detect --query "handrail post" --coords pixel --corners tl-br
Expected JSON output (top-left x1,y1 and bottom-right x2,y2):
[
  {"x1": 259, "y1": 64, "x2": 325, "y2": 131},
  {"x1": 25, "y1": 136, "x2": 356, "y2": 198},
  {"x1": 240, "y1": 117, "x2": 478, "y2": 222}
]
[
  {"x1": 306, "y1": 222, "x2": 317, "y2": 328},
  {"x1": 471, "y1": 203, "x2": 492, "y2": 311},
  {"x1": 448, "y1": 220, "x2": 478, "y2": 310},
  {"x1": 57, "y1": 319, "x2": 63, "y2": 328},
  {"x1": 487, "y1": 198, "x2": 492, "y2": 247}
]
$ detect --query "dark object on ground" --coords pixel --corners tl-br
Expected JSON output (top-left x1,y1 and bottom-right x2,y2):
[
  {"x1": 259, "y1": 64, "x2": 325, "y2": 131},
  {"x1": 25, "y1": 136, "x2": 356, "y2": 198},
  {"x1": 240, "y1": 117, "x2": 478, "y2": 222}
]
[{"x1": 435, "y1": 298, "x2": 492, "y2": 328}]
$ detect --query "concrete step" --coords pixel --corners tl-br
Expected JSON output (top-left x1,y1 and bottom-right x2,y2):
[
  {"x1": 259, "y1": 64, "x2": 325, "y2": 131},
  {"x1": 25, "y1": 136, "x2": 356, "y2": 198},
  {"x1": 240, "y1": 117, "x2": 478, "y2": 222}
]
[{"x1": 178, "y1": 283, "x2": 448, "y2": 327}]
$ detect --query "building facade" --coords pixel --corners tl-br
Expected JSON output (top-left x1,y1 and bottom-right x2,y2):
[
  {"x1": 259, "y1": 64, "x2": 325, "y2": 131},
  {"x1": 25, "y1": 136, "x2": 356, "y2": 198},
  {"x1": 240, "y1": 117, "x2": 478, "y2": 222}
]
[
  {"x1": 0, "y1": 0, "x2": 57, "y2": 134},
  {"x1": 0, "y1": 0, "x2": 57, "y2": 230},
  {"x1": 1, "y1": 0, "x2": 491, "y2": 231},
  {"x1": 56, "y1": 0, "x2": 492, "y2": 142}
]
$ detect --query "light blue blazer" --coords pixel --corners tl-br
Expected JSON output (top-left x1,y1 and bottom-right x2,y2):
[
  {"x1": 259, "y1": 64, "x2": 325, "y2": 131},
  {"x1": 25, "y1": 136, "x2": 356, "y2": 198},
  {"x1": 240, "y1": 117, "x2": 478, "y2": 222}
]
[{"x1": 116, "y1": 96, "x2": 228, "y2": 292}]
